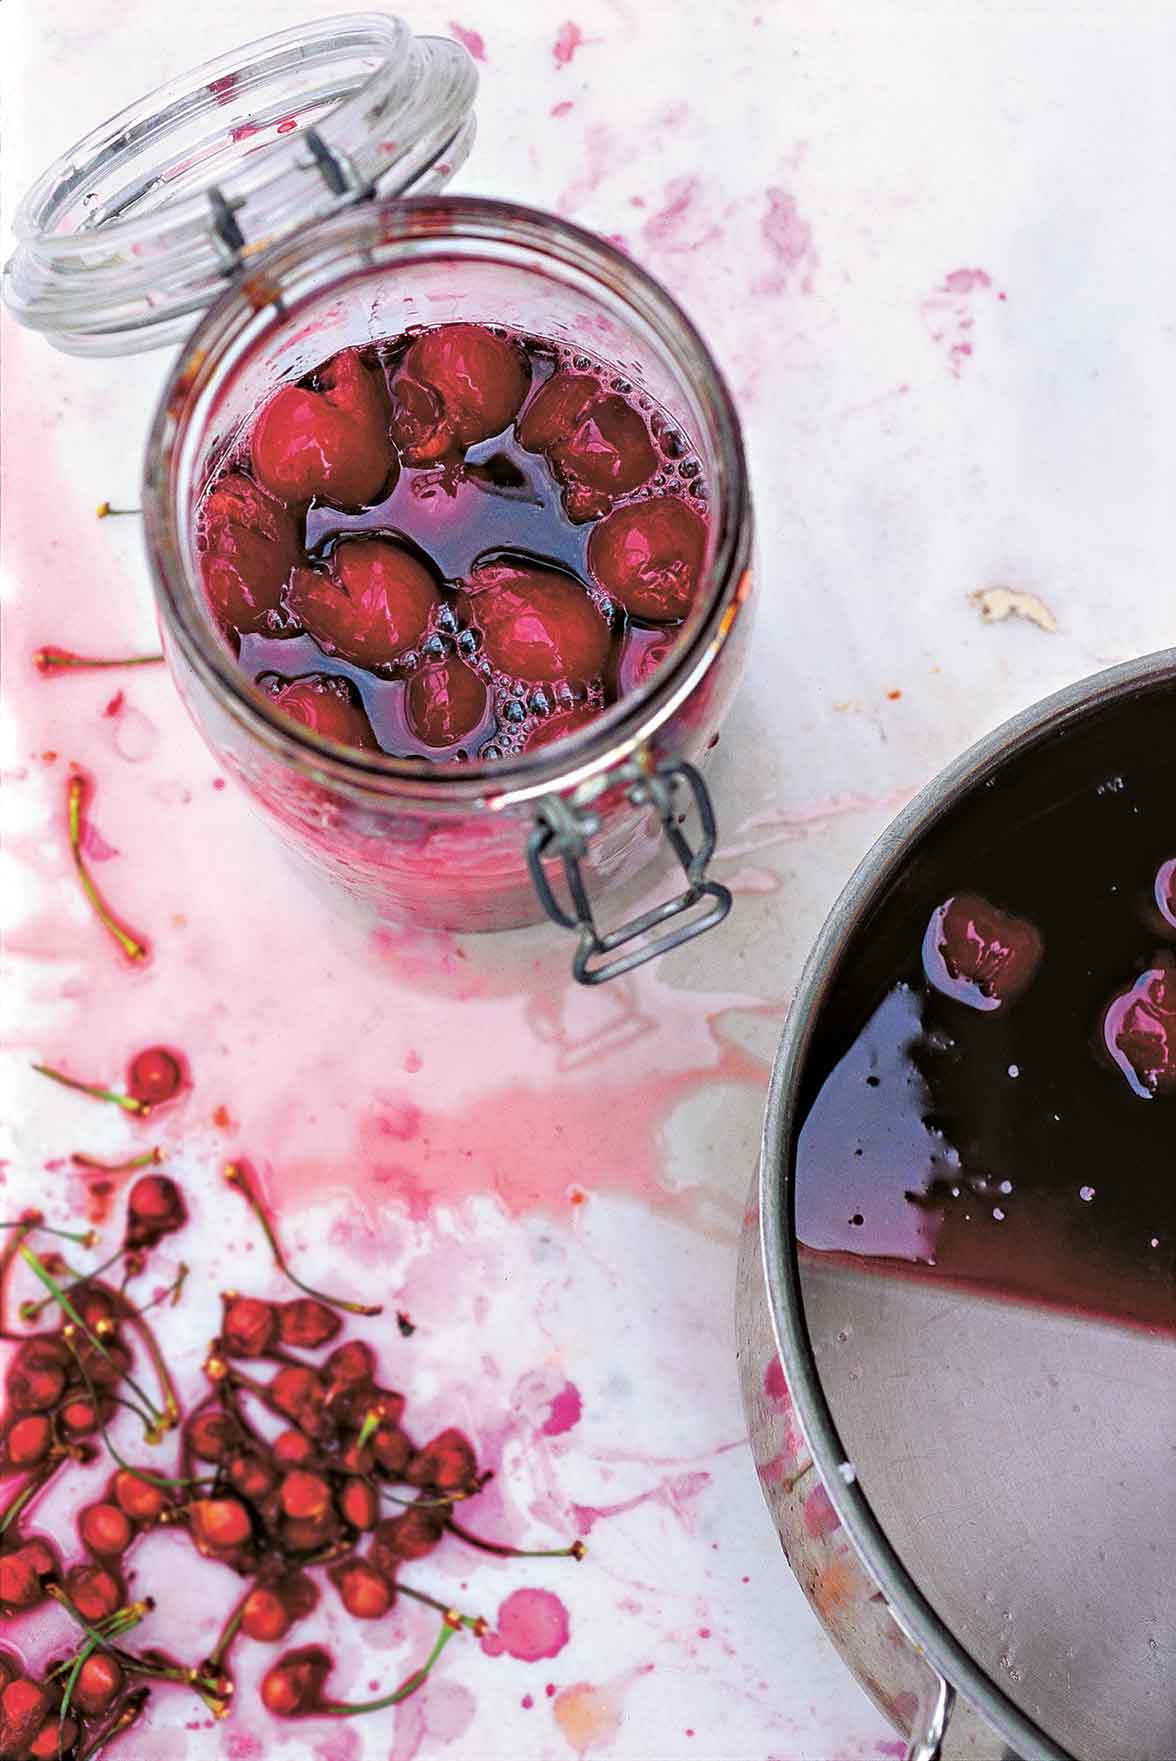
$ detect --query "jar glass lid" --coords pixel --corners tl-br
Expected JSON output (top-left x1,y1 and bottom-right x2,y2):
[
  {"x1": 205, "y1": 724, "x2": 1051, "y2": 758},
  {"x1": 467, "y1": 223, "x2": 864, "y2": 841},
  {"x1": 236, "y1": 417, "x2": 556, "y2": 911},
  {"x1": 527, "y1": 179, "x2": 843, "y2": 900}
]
[{"x1": 2, "y1": 13, "x2": 478, "y2": 356}]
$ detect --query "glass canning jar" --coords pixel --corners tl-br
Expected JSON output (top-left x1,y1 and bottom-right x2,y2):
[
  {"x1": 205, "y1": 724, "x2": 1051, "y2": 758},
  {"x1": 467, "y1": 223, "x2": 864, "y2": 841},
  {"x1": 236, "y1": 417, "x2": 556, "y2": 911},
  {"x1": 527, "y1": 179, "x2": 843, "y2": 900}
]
[{"x1": 4, "y1": 16, "x2": 754, "y2": 980}]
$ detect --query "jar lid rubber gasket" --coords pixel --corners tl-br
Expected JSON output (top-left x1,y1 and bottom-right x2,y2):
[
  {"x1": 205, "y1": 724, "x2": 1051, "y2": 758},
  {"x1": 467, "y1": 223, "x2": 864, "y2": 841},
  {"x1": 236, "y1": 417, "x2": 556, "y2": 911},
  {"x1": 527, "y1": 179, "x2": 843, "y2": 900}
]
[{"x1": 2, "y1": 13, "x2": 477, "y2": 357}]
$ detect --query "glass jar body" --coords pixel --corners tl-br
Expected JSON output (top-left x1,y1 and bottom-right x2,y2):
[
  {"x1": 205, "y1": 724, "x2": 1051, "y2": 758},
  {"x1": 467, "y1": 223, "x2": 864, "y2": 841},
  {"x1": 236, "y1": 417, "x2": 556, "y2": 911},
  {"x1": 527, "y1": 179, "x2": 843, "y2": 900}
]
[{"x1": 145, "y1": 197, "x2": 754, "y2": 933}]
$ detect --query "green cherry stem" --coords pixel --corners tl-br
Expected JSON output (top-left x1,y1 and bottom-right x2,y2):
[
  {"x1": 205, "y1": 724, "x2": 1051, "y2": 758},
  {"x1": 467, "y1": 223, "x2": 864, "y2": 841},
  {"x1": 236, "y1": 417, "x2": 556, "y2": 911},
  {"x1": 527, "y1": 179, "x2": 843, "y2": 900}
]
[
  {"x1": 76, "y1": 1688, "x2": 151, "y2": 1761},
  {"x1": 208, "y1": 1585, "x2": 250, "y2": 1669},
  {"x1": 67, "y1": 771, "x2": 151, "y2": 964},
  {"x1": 319, "y1": 1617, "x2": 459, "y2": 1716},
  {"x1": 21, "y1": 1245, "x2": 167, "y2": 1435},
  {"x1": 0, "y1": 1218, "x2": 99, "y2": 1246},
  {"x1": 0, "y1": 1213, "x2": 41, "y2": 1335},
  {"x1": 32, "y1": 1062, "x2": 144, "y2": 1115},
  {"x1": 395, "y1": 1581, "x2": 487, "y2": 1632},
  {"x1": 0, "y1": 1464, "x2": 58, "y2": 1533},
  {"x1": 223, "y1": 1161, "x2": 381, "y2": 1317},
  {"x1": 445, "y1": 1514, "x2": 587, "y2": 1561},
  {"x1": 71, "y1": 1147, "x2": 163, "y2": 1172},
  {"x1": 34, "y1": 646, "x2": 163, "y2": 675}
]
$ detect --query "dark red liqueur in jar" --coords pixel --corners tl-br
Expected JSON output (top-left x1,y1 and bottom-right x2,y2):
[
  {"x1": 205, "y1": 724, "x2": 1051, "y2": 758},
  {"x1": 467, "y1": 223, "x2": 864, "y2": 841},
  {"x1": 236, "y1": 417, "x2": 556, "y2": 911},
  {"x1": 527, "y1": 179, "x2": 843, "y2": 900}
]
[
  {"x1": 195, "y1": 323, "x2": 711, "y2": 763},
  {"x1": 793, "y1": 682, "x2": 1176, "y2": 1333}
]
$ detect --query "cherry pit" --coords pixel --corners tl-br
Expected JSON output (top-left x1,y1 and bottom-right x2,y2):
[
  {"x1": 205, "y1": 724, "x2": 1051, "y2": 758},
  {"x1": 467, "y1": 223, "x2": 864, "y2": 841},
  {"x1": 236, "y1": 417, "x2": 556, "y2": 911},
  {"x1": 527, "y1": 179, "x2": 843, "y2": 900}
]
[{"x1": 197, "y1": 322, "x2": 711, "y2": 763}]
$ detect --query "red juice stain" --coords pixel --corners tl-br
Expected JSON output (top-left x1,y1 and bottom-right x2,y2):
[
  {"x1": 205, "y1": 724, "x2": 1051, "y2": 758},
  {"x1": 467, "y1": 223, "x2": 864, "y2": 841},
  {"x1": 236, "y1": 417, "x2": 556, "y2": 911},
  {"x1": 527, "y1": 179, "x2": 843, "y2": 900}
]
[
  {"x1": 551, "y1": 99, "x2": 574, "y2": 118},
  {"x1": 449, "y1": 21, "x2": 486, "y2": 61},
  {"x1": 541, "y1": 1381, "x2": 583, "y2": 1436},
  {"x1": 802, "y1": 1484, "x2": 840, "y2": 1539},
  {"x1": 758, "y1": 188, "x2": 816, "y2": 293},
  {"x1": 481, "y1": 1588, "x2": 570, "y2": 1661},
  {"x1": 522, "y1": 1693, "x2": 534, "y2": 1709},
  {"x1": 553, "y1": 21, "x2": 586, "y2": 67},
  {"x1": 571, "y1": 1469, "x2": 711, "y2": 1535},
  {"x1": 762, "y1": 1355, "x2": 788, "y2": 1404},
  {"x1": 942, "y1": 267, "x2": 992, "y2": 294},
  {"x1": 102, "y1": 691, "x2": 124, "y2": 718}
]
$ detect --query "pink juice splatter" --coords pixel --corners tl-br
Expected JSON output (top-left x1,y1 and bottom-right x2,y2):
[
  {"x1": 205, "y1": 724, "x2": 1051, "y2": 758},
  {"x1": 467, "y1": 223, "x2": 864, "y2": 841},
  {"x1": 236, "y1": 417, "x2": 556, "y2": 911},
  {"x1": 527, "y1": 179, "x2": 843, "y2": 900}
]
[{"x1": 482, "y1": 1587, "x2": 571, "y2": 1661}]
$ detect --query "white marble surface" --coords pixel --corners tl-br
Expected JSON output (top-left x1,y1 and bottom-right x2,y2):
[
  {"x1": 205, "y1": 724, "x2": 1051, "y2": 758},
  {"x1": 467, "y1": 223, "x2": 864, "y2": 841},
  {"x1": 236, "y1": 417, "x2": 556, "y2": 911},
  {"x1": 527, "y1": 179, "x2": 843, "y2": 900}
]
[{"x1": 2, "y1": 3, "x2": 1174, "y2": 1759}]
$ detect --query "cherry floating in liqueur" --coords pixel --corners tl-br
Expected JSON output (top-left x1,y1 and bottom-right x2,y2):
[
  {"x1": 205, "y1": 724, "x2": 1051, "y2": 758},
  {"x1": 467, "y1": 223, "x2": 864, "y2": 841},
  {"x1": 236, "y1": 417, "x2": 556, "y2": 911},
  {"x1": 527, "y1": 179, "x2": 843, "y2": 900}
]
[
  {"x1": 922, "y1": 892, "x2": 1044, "y2": 1011},
  {"x1": 389, "y1": 324, "x2": 531, "y2": 464},
  {"x1": 199, "y1": 471, "x2": 299, "y2": 635},
  {"x1": 287, "y1": 540, "x2": 439, "y2": 670},
  {"x1": 1103, "y1": 957, "x2": 1176, "y2": 1099},
  {"x1": 251, "y1": 348, "x2": 394, "y2": 510}
]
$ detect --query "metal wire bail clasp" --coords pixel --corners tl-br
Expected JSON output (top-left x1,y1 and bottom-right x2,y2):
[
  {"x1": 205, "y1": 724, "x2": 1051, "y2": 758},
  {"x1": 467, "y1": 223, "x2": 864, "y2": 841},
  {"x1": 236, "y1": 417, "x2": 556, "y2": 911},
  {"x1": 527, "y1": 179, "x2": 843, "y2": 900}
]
[{"x1": 527, "y1": 758, "x2": 733, "y2": 985}]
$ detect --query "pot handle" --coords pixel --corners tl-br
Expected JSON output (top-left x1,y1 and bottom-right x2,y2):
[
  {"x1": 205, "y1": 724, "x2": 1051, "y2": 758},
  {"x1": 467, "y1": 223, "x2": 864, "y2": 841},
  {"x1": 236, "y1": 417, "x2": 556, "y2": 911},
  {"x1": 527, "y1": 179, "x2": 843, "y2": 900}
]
[
  {"x1": 904, "y1": 1670, "x2": 955, "y2": 1761},
  {"x1": 526, "y1": 757, "x2": 732, "y2": 984}
]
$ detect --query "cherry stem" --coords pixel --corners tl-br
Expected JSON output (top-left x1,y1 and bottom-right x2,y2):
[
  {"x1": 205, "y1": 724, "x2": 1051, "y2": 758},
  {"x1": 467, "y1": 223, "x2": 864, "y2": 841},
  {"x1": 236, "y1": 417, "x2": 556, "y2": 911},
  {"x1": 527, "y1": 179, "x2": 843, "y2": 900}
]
[
  {"x1": 319, "y1": 1616, "x2": 459, "y2": 1716},
  {"x1": 136, "y1": 1262, "x2": 189, "y2": 1314},
  {"x1": 72, "y1": 1147, "x2": 163, "y2": 1172},
  {"x1": 122, "y1": 1308, "x2": 182, "y2": 1435},
  {"x1": 67, "y1": 771, "x2": 151, "y2": 963},
  {"x1": 379, "y1": 1485, "x2": 478, "y2": 1511},
  {"x1": 21, "y1": 1244, "x2": 167, "y2": 1435},
  {"x1": 72, "y1": 1352, "x2": 194, "y2": 1488},
  {"x1": 395, "y1": 1581, "x2": 486, "y2": 1630},
  {"x1": 355, "y1": 1409, "x2": 380, "y2": 1452},
  {"x1": 0, "y1": 1218, "x2": 99, "y2": 1246},
  {"x1": 35, "y1": 646, "x2": 163, "y2": 675},
  {"x1": 208, "y1": 1585, "x2": 249, "y2": 1668},
  {"x1": 223, "y1": 1162, "x2": 382, "y2": 1317},
  {"x1": 20, "y1": 1246, "x2": 126, "y2": 1323},
  {"x1": 52, "y1": 1597, "x2": 152, "y2": 1734},
  {"x1": 0, "y1": 1464, "x2": 57, "y2": 1533},
  {"x1": 445, "y1": 1515, "x2": 586, "y2": 1561},
  {"x1": 48, "y1": 1584, "x2": 153, "y2": 1650},
  {"x1": 33, "y1": 1061, "x2": 144, "y2": 1115},
  {"x1": 76, "y1": 1689, "x2": 150, "y2": 1761},
  {"x1": 0, "y1": 1215, "x2": 39, "y2": 1336},
  {"x1": 95, "y1": 503, "x2": 142, "y2": 519}
]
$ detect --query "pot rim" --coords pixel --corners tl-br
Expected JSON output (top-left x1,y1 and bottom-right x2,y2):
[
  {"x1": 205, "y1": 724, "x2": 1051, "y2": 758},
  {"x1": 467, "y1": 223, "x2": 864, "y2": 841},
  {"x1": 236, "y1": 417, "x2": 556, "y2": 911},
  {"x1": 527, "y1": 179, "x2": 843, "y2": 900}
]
[{"x1": 758, "y1": 645, "x2": 1176, "y2": 1761}]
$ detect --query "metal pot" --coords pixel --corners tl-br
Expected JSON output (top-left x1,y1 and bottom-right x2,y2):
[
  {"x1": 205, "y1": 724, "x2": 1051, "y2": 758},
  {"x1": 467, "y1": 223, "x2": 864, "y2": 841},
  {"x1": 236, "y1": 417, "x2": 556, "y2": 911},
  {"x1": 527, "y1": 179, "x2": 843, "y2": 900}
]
[{"x1": 737, "y1": 649, "x2": 1176, "y2": 1761}]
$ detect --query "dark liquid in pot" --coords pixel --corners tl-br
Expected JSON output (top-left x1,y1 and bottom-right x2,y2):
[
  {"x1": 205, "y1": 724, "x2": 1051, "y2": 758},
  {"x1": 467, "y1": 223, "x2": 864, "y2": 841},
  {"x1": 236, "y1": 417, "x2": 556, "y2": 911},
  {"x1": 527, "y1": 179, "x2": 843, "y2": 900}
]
[{"x1": 793, "y1": 678, "x2": 1176, "y2": 1332}]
